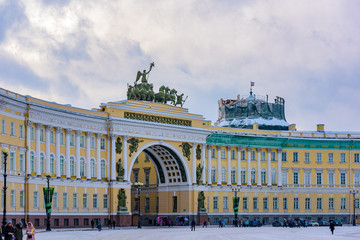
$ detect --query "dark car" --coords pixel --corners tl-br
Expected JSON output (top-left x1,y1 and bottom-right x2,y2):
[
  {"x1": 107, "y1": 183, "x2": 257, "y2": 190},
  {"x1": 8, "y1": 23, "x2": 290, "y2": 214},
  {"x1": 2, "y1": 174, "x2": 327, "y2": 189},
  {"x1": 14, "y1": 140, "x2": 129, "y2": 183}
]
[
  {"x1": 332, "y1": 220, "x2": 342, "y2": 226},
  {"x1": 272, "y1": 221, "x2": 282, "y2": 227},
  {"x1": 319, "y1": 220, "x2": 330, "y2": 226},
  {"x1": 253, "y1": 220, "x2": 263, "y2": 227}
]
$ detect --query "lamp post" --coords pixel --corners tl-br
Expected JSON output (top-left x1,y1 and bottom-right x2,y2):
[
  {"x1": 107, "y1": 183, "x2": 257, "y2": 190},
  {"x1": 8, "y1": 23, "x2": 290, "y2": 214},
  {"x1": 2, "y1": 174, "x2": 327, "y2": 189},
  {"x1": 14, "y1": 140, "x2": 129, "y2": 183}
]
[
  {"x1": 350, "y1": 188, "x2": 359, "y2": 226},
  {"x1": 45, "y1": 173, "x2": 52, "y2": 231},
  {"x1": 134, "y1": 182, "x2": 143, "y2": 228},
  {"x1": 1, "y1": 147, "x2": 9, "y2": 238},
  {"x1": 231, "y1": 186, "x2": 241, "y2": 227}
]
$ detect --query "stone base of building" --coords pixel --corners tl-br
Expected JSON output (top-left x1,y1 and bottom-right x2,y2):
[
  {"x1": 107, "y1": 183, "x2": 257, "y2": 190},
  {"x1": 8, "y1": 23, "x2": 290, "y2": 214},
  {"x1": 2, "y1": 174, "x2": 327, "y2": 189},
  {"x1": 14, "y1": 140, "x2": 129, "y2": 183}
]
[
  {"x1": 197, "y1": 213, "x2": 208, "y2": 225},
  {"x1": 116, "y1": 213, "x2": 132, "y2": 227}
]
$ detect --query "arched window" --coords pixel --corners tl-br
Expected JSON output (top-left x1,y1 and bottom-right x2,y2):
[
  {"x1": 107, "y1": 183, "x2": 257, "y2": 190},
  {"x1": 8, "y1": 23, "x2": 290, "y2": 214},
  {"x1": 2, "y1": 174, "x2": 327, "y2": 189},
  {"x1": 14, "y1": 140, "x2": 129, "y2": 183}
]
[
  {"x1": 251, "y1": 168, "x2": 256, "y2": 184},
  {"x1": 30, "y1": 152, "x2": 35, "y2": 172},
  {"x1": 80, "y1": 158, "x2": 85, "y2": 177},
  {"x1": 60, "y1": 155, "x2": 65, "y2": 175},
  {"x1": 221, "y1": 167, "x2": 226, "y2": 182},
  {"x1": 101, "y1": 160, "x2": 106, "y2": 178},
  {"x1": 40, "y1": 153, "x2": 45, "y2": 173},
  {"x1": 261, "y1": 169, "x2": 266, "y2": 185},
  {"x1": 70, "y1": 156, "x2": 75, "y2": 176},
  {"x1": 231, "y1": 168, "x2": 236, "y2": 183},
  {"x1": 211, "y1": 166, "x2": 216, "y2": 183},
  {"x1": 50, "y1": 154, "x2": 55, "y2": 174},
  {"x1": 271, "y1": 169, "x2": 277, "y2": 185},
  {"x1": 241, "y1": 168, "x2": 246, "y2": 184},
  {"x1": 90, "y1": 159, "x2": 95, "y2": 177}
]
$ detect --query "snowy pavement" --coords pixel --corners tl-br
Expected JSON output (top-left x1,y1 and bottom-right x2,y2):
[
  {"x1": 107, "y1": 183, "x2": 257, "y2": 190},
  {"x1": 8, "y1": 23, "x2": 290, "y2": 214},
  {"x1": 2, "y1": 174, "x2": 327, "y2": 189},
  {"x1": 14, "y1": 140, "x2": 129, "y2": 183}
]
[{"x1": 35, "y1": 226, "x2": 360, "y2": 240}]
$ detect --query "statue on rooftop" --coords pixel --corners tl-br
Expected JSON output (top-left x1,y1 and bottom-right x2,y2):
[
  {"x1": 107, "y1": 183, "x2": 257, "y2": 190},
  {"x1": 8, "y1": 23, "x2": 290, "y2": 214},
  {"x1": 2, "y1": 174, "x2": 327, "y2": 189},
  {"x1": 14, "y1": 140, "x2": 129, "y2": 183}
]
[{"x1": 135, "y1": 62, "x2": 155, "y2": 84}]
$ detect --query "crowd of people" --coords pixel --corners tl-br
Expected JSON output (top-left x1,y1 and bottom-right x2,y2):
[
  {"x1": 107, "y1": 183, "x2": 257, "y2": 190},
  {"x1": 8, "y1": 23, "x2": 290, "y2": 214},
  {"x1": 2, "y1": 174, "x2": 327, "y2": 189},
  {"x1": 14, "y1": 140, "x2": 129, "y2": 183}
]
[{"x1": 2, "y1": 221, "x2": 36, "y2": 240}]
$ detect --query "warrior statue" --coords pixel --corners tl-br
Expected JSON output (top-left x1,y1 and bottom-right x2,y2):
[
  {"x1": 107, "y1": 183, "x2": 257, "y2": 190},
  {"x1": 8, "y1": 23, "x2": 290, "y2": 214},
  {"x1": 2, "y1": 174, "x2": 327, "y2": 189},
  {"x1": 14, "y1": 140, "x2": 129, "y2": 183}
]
[{"x1": 135, "y1": 62, "x2": 155, "y2": 84}]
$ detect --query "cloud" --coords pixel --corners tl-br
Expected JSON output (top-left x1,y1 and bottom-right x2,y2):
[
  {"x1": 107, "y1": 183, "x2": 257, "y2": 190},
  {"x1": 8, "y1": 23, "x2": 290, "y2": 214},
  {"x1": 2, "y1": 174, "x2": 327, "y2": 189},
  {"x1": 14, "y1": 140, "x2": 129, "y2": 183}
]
[{"x1": 0, "y1": 0, "x2": 360, "y2": 131}]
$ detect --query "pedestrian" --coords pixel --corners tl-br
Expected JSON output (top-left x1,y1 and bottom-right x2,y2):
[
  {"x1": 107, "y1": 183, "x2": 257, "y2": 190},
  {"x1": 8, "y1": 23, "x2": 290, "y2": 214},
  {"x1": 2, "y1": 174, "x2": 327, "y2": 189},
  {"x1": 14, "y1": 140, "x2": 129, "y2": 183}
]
[
  {"x1": 4, "y1": 221, "x2": 15, "y2": 240},
  {"x1": 112, "y1": 220, "x2": 116, "y2": 229},
  {"x1": 203, "y1": 220, "x2": 207, "y2": 228},
  {"x1": 25, "y1": 222, "x2": 36, "y2": 240},
  {"x1": 14, "y1": 222, "x2": 23, "y2": 240},
  {"x1": 91, "y1": 219, "x2": 94, "y2": 229},
  {"x1": 329, "y1": 221, "x2": 335, "y2": 235},
  {"x1": 191, "y1": 219, "x2": 196, "y2": 231},
  {"x1": 97, "y1": 220, "x2": 102, "y2": 231}
]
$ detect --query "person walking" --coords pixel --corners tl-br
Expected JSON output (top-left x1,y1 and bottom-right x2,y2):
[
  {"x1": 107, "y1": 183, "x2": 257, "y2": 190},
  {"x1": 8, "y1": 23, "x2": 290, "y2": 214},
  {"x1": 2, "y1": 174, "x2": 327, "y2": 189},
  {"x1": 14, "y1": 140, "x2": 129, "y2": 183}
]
[
  {"x1": 329, "y1": 221, "x2": 335, "y2": 235},
  {"x1": 14, "y1": 222, "x2": 23, "y2": 240},
  {"x1": 91, "y1": 219, "x2": 94, "y2": 229},
  {"x1": 4, "y1": 221, "x2": 15, "y2": 240},
  {"x1": 112, "y1": 220, "x2": 116, "y2": 229},
  {"x1": 191, "y1": 219, "x2": 196, "y2": 231},
  {"x1": 25, "y1": 222, "x2": 36, "y2": 240},
  {"x1": 97, "y1": 219, "x2": 102, "y2": 231},
  {"x1": 203, "y1": 220, "x2": 207, "y2": 228}
]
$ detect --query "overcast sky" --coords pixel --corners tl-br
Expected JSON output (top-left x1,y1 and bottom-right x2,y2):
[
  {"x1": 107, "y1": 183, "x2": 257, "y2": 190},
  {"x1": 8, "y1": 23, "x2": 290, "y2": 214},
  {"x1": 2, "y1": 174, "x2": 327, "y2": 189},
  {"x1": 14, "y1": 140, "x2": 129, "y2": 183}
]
[{"x1": 1, "y1": 0, "x2": 360, "y2": 131}]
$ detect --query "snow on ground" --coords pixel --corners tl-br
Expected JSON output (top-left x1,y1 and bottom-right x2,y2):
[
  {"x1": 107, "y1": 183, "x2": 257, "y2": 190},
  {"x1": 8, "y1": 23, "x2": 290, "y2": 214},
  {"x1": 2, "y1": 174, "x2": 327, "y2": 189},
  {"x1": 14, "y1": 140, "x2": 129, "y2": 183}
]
[{"x1": 36, "y1": 226, "x2": 360, "y2": 240}]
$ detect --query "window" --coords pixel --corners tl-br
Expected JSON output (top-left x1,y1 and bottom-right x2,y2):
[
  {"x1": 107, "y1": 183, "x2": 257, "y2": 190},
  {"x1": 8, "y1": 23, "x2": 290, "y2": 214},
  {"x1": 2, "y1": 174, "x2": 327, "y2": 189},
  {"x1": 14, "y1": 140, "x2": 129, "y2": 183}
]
[
  {"x1": 19, "y1": 153, "x2": 24, "y2": 172},
  {"x1": 271, "y1": 152, "x2": 276, "y2": 161},
  {"x1": 355, "y1": 153, "x2": 360, "y2": 163},
  {"x1": 73, "y1": 193, "x2": 78, "y2": 209},
  {"x1": 20, "y1": 124, "x2": 24, "y2": 138},
  {"x1": 241, "y1": 169, "x2": 246, "y2": 184},
  {"x1": 80, "y1": 158, "x2": 85, "y2": 177},
  {"x1": 50, "y1": 154, "x2": 55, "y2": 174},
  {"x1": 53, "y1": 193, "x2": 58, "y2": 208},
  {"x1": 273, "y1": 198, "x2": 278, "y2": 210},
  {"x1": 293, "y1": 152, "x2": 298, "y2": 162},
  {"x1": 213, "y1": 197, "x2": 218, "y2": 209},
  {"x1": 221, "y1": 167, "x2": 226, "y2": 182},
  {"x1": 211, "y1": 167, "x2": 216, "y2": 182},
  {"x1": 282, "y1": 171, "x2": 288, "y2": 185},
  {"x1": 80, "y1": 135, "x2": 85, "y2": 148},
  {"x1": 9, "y1": 152, "x2": 15, "y2": 171},
  {"x1": 263, "y1": 197, "x2": 268, "y2": 210},
  {"x1": 30, "y1": 152, "x2": 35, "y2": 172},
  {"x1": 40, "y1": 128, "x2": 44, "y2": 142},
  {"x1": 20, "y1": 190, "x2": 24, "y2": 208},
  {"x1": 30, "y1": 126, "x2": 35, "y2": 140},
  {"x1": 10, "y1": 190, "x2": 15, "y2": 208},
  {"x1": 328, "y1": 153, "x2": 334, "y2": 163},
  {"x1": 328, "y1": 198, "x2": 334, "y2": 210},
  {"x1": 83, "y1": 194, "x2": 88, "y2": 208},
  {"x1": 145, "y1": 171, "x2": 150, "y2": 185},
  {"x1": 316, "y1": 153, "x2": 322, "y2": 163},
  {"x1": 101, "y1": 160, "x2": 106, "y2": 178},
  {"x1": 60, "y1": 156, "x2": 65, "y2": 175},
  {"x1": 223, "y1": 197, "x2": 228, "y2": 209},
  {"x1": 221, "y1": 149, "x2": 226, "y2": 159},
  {"x1": 271, "y1": 169, "x2": 276, "y2": 185},
  {"x1": 283, "y1": 198, "x2": 287, "y2": 210},
  {"x1": 70, "y1": 134, "x2": 75, "y2": 147},
  {"x1": 90, "y1": 159, "x2": 95, "y2": 177},
  {"x1": 70, "y1": 157, "x2": 75, "y2": 176},
  {"x1": 93, "y1": 194, "x2": 98, "y2": 208},
  {"x1": 261, "y1": 151, "x2": 266, "y2": 161},
  {"x1": 305, "y1": 198, "x2": 311, "y2": 210},
  {"x1": 253, "y1": 197, "x2": 258, "y2": 209},
  {"x1": 50, "y1": 130, "x2": 54, "y2": 144},
  {"x1": 63, "y1": 193, "x2": 68, "y2": 209},
  {"x1": 340, "y1": 153, "x2": 346, "y2": 163},
  {"x1": 1, "y1": 119, "x2": 5, "y2": 134},
  {"x1": 304, "y1": 152, "x2": 310, "y2": 163},
  {"x1": 293, "y1": 172, "x2": 299, "y2": 185},
  {"x1": 340, "y1": 172, "x2": 346, "y2": 185},
  {"x1": 90, "y1": 137, "x2": 95, "y2": 149},
  {"x1": 305, "y1": 172, "x2": 311, "y2": 185},
  {"x1": 101, "y1": 138, "x2": 106, "y2": 150},
  {"x1": 317, "y1": 198, "x2": 322, "y2": 210},
  {"x1": 231, "y1": 168, "x2": 236, "y2": 183},
  {"x1": 34, "y1": 192, "x2": 39, "y2": 208},
  {"x1": 10, "y1": 122, "x2": 15, "y2": 136},
  {"x1": 355, "y1": 172, "x2": 360, "y2": 185},
  {"x1": 328, "y1": 172, "x2": 334, "y2": 185},
  {"x1": 261, "y1": 169, "x2": 266, "y2": 185},
  {"x1": 243, "y1": 197, "x2": 248, "y2": 210},
  {"x1": 231, "y1": 149, "x2": 236, "y2": 160},
  {"x1": 316, "y1": 172, "x2": 322, "y2": 185},
  {"x1": 211, "y1": 148, "x2": 216, "y2": 158},
  {"x1": 60, "y1": 132, "x2": 64, "y2": 145},
  {"x1": 251, "y1": 151, "x2": 255, "y2": 161},
  {"x1": 355, "y1": 198, "x2": 359, "y2": 209},
  {"x1": 293, "y1": 198, "x2": 299, "y2": 210},
  {"x1": 103, "y1": 194, "x2": 108, "y2": 209},
  {"x1": 251, "y1": 169, "x2": 256, "y2": 184},
  {"x1": 341, "y1": 198, "x2": 346, "y2": 209},
  {"x1": 282, "y1": 152, "x2": 287, "y2": 162},
  {"x1": 40, "y1": 153, "x2": 45, "y2": 173},
  {"x1": 134, "y1": 171, "x2": 139, "y2": 182},
  {"x1": 146, "y1": 197, "x2": 150, "y2": 211},
  {"x1": 241, "y1": 150, "x2": 245, "y2": 160}
]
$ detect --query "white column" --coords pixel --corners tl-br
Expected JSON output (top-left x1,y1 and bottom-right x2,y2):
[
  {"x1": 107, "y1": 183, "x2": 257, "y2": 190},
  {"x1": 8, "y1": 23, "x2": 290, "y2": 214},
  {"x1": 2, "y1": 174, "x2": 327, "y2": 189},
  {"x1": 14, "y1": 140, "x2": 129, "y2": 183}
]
[
  {"x1": 247, "y1": 147, "x2": 251, "y2": 186},
  {"x1": 207, "y1": 145, "x2": 212, "y2": 185},
  {"x1": 278, "y1": 149, "x2": 282, "y2": 187},
  {"x1": 202, "y1": 144, "x2": 206, "y2": 184},
  {"x1": 267, "y1": 149, "x2": 271, "y2": 187},
  {"x1": 192, "y1": 143, "x2": 197, "y2": 184},
  {"x1": 257, "y1": 148, "x2": 261, "y2": 187},
  {"x1": 227, "y1": 147, "x2": 231, "y2": 185},
  {"x1": 55, "y1": 127, "x2": 61, "y2": 177},
  {"x1": 86, "y1": 132, "x2": 91, "y2": 179},
  {"x1": 65, "y1": 129, "x2": 71, "y2": 178},
  {"x1": 96, "y1": 133, "x2": 101, "y2": 180},
  {"x1": 122, "y1": 135, "x2": 128, "y2": 181},
  {"x1": 75, "y1": 130, "x2": 81, "y2": 179},
  {"x1": 35, "y1": 123, "x2": 41, "y2": 175},
  {"x1": 26, "y1": 121, "x2": 32, "y2": 174},
  {"x1": 109, "y1": 136, "x2": 114, "y2": 180},
  {"x1": 237, "y1": 147, "x2": 241, "y2": 185},
  {"x1": 45, "y1": 125, "x2": 51, "y2": 174},
  {"x1": 217, "y1": 146, "x2": 221, "y2": 185}
]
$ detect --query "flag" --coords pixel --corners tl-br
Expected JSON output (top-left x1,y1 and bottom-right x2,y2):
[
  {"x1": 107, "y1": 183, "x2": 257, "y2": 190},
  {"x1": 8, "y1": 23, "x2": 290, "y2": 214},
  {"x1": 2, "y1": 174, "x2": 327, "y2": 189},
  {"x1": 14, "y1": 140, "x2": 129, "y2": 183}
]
[{"x1": 251, "y1": 81, "x2": 255, "y2": 87}]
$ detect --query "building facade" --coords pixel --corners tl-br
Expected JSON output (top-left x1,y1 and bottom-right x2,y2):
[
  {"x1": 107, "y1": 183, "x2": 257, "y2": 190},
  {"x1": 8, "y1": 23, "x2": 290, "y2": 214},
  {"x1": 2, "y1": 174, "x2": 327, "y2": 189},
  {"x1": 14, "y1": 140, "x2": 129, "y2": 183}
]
[{"x1": 0, "y1": 87, "x2": 359, "y2": 228}]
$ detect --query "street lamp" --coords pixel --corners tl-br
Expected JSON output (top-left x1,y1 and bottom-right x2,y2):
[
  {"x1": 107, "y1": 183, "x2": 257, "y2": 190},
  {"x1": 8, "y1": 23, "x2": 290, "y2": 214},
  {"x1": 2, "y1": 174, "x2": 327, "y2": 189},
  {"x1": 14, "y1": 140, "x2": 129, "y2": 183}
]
[
  {"x1": 134, "y1": 182, "x2": 143, "y2": 228},
  {"x1": 45, "y1": 173, "x2": 52, "y2": 231},
  {"x1": 231, "y1": 186, "x2": 241, "y2": 227},
  {"x1": 350, "y1": 188, "x2": 359, "y2": 226},
  {"x1": 1, "y1": 147, "x2": 9, "y2": 238}
]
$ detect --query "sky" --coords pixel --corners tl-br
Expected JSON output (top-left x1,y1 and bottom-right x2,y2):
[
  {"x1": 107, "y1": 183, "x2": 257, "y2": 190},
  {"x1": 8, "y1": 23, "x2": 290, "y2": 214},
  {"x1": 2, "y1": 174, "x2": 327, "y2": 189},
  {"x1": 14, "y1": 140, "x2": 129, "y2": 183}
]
[{"x1": 0, "y1": 0, "x2": 360, "y2": 131}]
